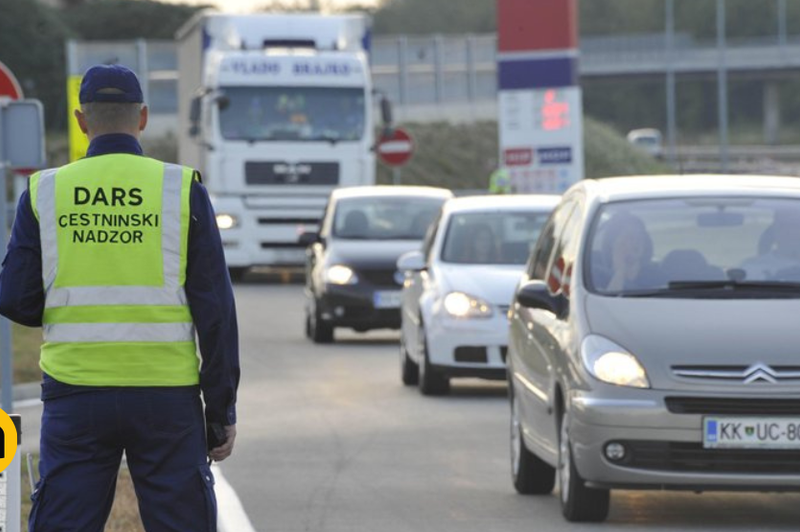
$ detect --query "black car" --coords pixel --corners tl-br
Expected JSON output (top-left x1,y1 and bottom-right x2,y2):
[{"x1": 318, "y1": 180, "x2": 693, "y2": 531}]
[{"x1": 301, "y1": 186, "x2": 452, "y2": 343}]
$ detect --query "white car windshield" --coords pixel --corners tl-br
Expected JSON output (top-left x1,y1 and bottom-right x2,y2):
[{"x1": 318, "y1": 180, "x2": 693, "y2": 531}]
[
  {"x1": 333, "y1": 197, "x2": 445, "y2": 240},
  {"x1": 587, "y1": 197, "x2": 800, "y2": 296},
  {"x1": 218, "y1": 86, "x2": 365, "y2": 142},
  {"x1": 441, "y1": 211, "x2": 550, "y2": 265}
]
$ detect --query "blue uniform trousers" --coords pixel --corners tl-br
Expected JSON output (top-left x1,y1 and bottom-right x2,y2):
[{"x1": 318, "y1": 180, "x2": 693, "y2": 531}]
[{"x1": 29, "y1": 387, "x2": 217, "y2": 532}]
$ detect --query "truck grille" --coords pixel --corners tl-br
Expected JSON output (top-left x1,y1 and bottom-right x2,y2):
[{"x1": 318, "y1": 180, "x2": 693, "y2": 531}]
[{"x1": 245, "y1": 161, "x2": 339, "y2": 186}]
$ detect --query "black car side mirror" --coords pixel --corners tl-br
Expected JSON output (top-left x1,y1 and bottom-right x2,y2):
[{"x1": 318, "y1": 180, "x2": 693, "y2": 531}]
[
  {"x1": 298, "y1": 231, "x2": 320, "y2": 247},
  {"x1": 516, "y1": 280, "x2": 566, "y2": 316}
]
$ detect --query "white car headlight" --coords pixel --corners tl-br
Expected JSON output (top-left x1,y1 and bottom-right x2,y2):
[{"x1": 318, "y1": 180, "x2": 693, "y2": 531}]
[
  {"x1": 216, "y1": 213, "x2": 238, "y2": 230},
  {"x1": 325, "y1": 265, "x2": 358, "y2": 285},
  {"x1": 443, "y1": 291, "x2": 493, "y2": 319},
  {"x1": 580, "y1": 335, "x2": 650, "y2": 388}
]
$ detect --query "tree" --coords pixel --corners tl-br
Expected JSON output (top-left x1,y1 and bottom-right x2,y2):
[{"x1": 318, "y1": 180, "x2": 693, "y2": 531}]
[{"x1": 0, "y1": 0, "x2": 72, "y2": 129}]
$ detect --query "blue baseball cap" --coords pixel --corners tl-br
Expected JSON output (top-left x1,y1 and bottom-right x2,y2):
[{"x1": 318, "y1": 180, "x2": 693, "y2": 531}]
[{"x1": 79, "y1": 64, "x2": 144, "y2": 104}]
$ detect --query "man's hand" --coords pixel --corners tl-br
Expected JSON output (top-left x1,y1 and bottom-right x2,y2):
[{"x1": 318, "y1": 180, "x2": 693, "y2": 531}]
[{"x1": 209, "y1": 424, "x2": 236, "y2": 462}]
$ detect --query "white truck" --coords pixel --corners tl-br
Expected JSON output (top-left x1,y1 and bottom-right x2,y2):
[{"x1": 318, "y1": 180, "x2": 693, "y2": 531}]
[{"x1": 176, "y1": 13, "x2": 378, "y2": 278}]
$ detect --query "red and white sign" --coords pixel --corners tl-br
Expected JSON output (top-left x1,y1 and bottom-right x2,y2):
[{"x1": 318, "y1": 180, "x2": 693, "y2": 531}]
[
  {"x1": 377, "y1": 128, "x2": 414, "y2": 167},
  {"x1": 0, "y1": 60, "x2": 23, "y2": 100},
  {"x1": 504, "y1": 148, "x2": 533, "y2": 166}
]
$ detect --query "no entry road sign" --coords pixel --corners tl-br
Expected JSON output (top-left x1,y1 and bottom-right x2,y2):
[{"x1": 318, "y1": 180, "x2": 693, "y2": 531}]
[{"x1": 377, "y1": 128, "x2": 414, "y2": 167}]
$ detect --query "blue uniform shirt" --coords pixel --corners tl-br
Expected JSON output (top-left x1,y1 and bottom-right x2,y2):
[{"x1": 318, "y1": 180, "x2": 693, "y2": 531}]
[{"x1": 0, "y1": 134, "x2": 239, "y2": 426}]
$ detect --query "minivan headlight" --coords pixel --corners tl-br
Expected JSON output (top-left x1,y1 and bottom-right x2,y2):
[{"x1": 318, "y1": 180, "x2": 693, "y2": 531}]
[
  {"x1": 443, "y1": 292, "x2": 493, "y2": 319},
  {"x1": 580, "y1": 335, "x2": 650, "y2": 388},
  {"x1": 325, "y1": 265, "x2": 358, "y2": 285}
]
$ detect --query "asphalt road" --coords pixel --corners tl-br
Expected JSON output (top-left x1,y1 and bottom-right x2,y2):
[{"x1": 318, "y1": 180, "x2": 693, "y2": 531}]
[{"x1": 222, "y1": 282, "x2": 800, "y2": 532}]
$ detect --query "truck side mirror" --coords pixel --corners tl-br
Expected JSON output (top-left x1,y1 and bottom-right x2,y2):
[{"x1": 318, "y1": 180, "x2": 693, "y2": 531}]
[
  {"x1": 189, "y1": 96, "x2": 201, "y2": 138},
  {"x1": 215, "y1": 94, "x2": 230, "y2": 111},
  {"x1": 380, "y1": 96, "x2": 393, "y2": 126}
]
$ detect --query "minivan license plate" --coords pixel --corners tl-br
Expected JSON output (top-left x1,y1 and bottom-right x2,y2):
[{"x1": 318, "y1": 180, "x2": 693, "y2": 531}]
[
  {"x1": 703, "y1": 417, "x2": 800, "y2": 449},
  {"x1": 373, "y1": 291, "x2": 402, "y2": 309}
]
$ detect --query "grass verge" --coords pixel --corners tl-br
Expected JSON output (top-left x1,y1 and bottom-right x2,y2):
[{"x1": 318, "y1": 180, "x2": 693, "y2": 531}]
[{"x1": 21, "y1": 454, "x2": 145, "y2": 531}]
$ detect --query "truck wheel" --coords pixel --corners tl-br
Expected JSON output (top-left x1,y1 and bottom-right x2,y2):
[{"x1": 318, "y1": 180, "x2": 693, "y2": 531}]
[
  {"x1": 559, "y1": 410, "x2": 610, "y2": 522},
  {"x1": 510, "y1": 386, "x2": 555, "y2": 494},
  {"x1": 228, "y1": 267, "x2": 247, "y2": 283}
]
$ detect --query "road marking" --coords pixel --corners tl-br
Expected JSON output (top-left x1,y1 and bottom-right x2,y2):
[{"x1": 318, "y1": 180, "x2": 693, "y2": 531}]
[{"x1": 213, "y1": 464, "x2": 257, "y2": 532}]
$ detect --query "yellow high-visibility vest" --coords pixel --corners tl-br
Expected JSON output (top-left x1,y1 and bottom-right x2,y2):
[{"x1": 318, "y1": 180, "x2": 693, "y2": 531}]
[{"x1": 28, "y1": 154, "x2": 200, "y2": 386}]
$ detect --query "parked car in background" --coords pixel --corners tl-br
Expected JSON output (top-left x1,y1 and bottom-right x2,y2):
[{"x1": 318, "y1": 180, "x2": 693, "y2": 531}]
[
  {"x1": 302, "y1": 186, "x2": 452, "y2": 343},
  {"x1": 508, "y1": 175, "x2": 800, "y2": 523},
  {"x1": 626, "y1": 128, "x2": 663, "y2": 158},
  {"x1": 397, "y1": 195, "x2": 559, "y2": 395}
]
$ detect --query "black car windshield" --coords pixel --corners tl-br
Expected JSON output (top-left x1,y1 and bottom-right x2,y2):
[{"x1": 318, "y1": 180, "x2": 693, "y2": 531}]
[
  {"x1": 333, "y1": 196, "x2": 445, "y2": 240},
  {"x1": 218, "y1": 86, "x2": 365, "y2": 142},
  {"x1": 587, "y1": 197, "x2": 800, "y2": 297},
  {"x1": 441, "y1": 211, "x2": 550, "y2": 265}
]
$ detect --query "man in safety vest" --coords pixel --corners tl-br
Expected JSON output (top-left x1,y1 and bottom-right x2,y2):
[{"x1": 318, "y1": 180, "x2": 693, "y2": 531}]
[
  {"x1": 488, "y1": 167, "x2": 513, "y2": 194},
  {"x1": 0, "y1": 64, "x2": 240, "y2": 531}
]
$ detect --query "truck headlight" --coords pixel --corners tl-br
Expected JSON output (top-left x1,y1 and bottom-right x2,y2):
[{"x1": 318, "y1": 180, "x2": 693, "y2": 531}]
[
  {"x1": 443, "y1": 292, "x2": 493, "y2": 319},
  {"x1": 581, "y1": 335, "x2": 650, "y2": 388},
  {"x1": 216, "y1": 214, "x2": 238, "y2": 230},
  {"x1": 326, "y1": 265, "x2": 358, "y2": 285}
]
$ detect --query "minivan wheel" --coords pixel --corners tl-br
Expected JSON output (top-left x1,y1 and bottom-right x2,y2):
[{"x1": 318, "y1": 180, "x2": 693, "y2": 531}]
[
  {"x1": 558, "y1": 411, "x2": 609, "y2": 522},
  {"x1": 417, "y1": 322, "x2": 449, "y2": 396},
  {"x1": 510, "y1": 388, "x2": 555, "y2": 494},
  {"x1": 400, "y1": 333, "x2": 419, "y2": 386}
]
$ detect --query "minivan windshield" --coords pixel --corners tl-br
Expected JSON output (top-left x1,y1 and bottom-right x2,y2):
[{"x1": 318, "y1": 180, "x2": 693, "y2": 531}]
[
  {"x1": 333, "y1": 196, "x2": 445, "y2": 240},
  {"x1": 218, "y1": 86, "x2": 365, "y2": 142},
  {"x1": 587, "y1": 197, "x2": 800, "y2": 297},
  {"x1": 441, "y1": 211, "x2": 550, "y2": 265}
]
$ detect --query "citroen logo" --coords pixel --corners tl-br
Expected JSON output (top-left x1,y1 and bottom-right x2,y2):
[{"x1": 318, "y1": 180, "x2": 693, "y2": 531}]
[{"x1": 742, "y1": 363, "x2": 778, "y2": 384}]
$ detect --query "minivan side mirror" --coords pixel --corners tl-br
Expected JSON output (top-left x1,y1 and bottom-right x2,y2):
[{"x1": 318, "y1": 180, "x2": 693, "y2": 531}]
[
  {"x1": 516, "y1": 280, "x2": 565, "y2": 316},
  {"x1": 397, "y1": 250, "x2": 426, "y2": 272},
  {"x1": 298, "y1": 231, "x2": 321, "y2": 247}
]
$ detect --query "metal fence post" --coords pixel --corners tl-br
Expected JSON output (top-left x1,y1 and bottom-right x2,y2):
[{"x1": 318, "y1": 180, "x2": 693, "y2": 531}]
[
  {"x1": 433, "y1": 35, "x2": 443, "y2": 103},
  {"x1": 136, "y1": 39, "x2": 150, "y2": 106},
  {"x1": 665, "y1": 0, "x2": 677, "y2": 165},
  {"x1": 466, "y1": 34, "x2": 477, "y2": 103},
  {"x1": 397, "y1": 36, "x2": 408, "y2": 106},
  {"x1": 717, "y1": 0, "x2": 729, "y2": 173}
]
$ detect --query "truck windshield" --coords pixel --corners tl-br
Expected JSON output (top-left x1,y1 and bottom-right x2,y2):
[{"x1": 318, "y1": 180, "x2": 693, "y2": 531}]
[{"x1": 218, "y1": 86, "x2": 365, "y2": 142}]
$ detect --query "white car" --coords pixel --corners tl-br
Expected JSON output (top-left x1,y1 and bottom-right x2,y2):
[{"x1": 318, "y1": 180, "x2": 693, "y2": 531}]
[{"x1": 397, "y1": 195, "x2": 559, "y2": 395}]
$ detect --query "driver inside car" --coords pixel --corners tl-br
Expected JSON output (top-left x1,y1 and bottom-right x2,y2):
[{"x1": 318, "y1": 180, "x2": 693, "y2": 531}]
[{"x1": 740, "y1": 207, "x2": 800, "y2": 281}]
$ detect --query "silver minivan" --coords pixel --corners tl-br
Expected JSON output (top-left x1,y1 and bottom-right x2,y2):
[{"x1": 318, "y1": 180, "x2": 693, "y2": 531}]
[{"x1": 508, "y1": 175, "x2": 800, "y2": 522}]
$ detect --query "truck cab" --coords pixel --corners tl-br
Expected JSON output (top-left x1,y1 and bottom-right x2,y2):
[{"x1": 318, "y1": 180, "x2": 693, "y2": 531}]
[{"x1": 177, "y1": 13, "x2": 376, "y2": 277}]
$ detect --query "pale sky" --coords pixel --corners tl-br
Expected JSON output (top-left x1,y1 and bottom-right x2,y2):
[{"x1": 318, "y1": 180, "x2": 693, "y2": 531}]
[{"x1": 160, "y1": 0, "x2": 380, "y2": 14}]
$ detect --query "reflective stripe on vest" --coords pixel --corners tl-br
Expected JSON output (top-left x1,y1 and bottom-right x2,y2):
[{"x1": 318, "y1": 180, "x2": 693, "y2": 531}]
[{"x1": 31, "y1": 157, "x2": 199, "y2": 386}]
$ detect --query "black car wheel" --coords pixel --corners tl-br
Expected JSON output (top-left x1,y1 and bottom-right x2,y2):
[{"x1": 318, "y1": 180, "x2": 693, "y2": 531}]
[
  {"x1": 558, "y1": 410, "x2": 609, "y2": 522},
  {"x1": 307, "y1": 299, "x2": 334, "y2": 344}
]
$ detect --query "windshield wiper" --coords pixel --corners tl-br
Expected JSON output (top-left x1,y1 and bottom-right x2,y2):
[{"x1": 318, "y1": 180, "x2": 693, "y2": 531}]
[{"x1": 668, "y1": 280, "x2": 800, "y2": 291}]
